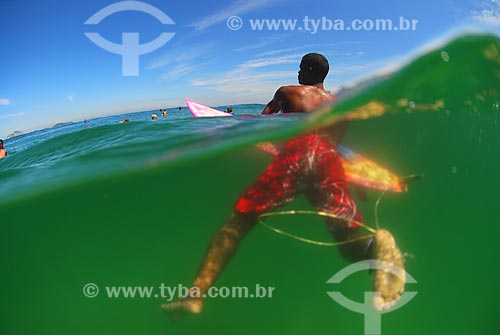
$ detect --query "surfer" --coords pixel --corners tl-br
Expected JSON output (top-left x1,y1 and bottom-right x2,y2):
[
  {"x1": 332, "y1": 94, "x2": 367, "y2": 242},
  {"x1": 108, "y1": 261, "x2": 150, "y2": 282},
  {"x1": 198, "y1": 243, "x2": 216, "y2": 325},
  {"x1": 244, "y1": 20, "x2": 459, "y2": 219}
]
[
  {"x1": 262, "y1": 53, "x2": 335, "y2": 114},
  {"x1": 0, "y1": 139, "x2": 7, "y2": 158},
  {"x1": 226, "y1": 107, "x2": 233, "y2": 114},
  {"x1": 163, "y1": 53, "x2": 405, "y2": 320}
]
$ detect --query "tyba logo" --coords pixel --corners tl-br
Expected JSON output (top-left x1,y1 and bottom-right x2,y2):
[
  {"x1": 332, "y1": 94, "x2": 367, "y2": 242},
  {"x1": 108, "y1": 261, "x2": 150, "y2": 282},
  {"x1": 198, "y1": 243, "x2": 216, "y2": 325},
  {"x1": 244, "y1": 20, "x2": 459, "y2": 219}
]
[
  {"x1": 326, "y1": 260, "x2": 417, "y2": 335},
  {"x1": 84, "y1": 1, "x2": 175, "y2": 76}
]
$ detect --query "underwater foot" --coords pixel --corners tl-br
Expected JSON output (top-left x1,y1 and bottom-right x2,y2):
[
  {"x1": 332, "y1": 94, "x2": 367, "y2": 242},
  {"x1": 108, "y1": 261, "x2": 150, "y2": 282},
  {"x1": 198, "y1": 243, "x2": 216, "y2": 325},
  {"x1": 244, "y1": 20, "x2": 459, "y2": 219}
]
[
  {"x1": 372, "y1": 229, "x2": 406, "y2": 311},
  {"x1": 162, "y1": 298, "x2": 203, "y2": 322}
]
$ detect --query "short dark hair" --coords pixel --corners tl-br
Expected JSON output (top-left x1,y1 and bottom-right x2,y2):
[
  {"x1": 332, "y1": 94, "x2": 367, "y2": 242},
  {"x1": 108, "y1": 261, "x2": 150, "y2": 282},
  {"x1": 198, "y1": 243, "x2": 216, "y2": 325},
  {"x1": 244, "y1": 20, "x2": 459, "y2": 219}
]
[{"x1": 301, "y1": 53, "x2": 329, "y2": 82}]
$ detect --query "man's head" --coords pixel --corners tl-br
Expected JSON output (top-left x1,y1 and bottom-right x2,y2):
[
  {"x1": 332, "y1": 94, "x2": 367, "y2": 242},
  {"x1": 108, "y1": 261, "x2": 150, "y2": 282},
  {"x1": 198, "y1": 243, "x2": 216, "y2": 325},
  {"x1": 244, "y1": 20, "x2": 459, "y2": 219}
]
[
  {"x1": 298, "y1": 53, "x2": 329, "y2": 85},
  {"x1": 0, "y1": 139, "x2": 3, "y2": 149}
]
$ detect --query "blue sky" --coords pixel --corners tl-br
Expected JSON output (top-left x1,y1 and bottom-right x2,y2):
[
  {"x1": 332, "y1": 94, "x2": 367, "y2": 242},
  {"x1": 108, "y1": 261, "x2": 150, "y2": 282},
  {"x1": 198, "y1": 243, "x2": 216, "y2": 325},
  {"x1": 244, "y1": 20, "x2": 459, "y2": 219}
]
[{"x1": 0, "y1": 0, "x2": 499, "y2": 137}]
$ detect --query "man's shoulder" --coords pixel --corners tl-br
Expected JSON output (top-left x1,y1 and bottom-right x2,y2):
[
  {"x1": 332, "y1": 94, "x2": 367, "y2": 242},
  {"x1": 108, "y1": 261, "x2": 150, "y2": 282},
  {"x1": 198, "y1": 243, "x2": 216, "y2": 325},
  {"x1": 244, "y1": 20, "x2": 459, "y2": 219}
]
[
  {"x1": 275, "y1": 85, "x2": 309, "y2": 97},
  {"x1": 277, "y1": 85, "x2": 303, "y2": 92},
  {"x1": 278, "y1": 85, "x2": 333, "y2": 97},
  {"x1": 278, "y1": 85, "x2": 330, "y2": 92}
]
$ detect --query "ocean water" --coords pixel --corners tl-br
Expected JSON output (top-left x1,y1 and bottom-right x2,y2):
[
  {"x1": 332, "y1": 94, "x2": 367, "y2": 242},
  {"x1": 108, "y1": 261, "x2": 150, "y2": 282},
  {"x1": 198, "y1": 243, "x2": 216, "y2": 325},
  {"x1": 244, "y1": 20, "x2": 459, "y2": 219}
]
[{"x1": 1, "y1": 34, "x2": 499, "y2": 335}]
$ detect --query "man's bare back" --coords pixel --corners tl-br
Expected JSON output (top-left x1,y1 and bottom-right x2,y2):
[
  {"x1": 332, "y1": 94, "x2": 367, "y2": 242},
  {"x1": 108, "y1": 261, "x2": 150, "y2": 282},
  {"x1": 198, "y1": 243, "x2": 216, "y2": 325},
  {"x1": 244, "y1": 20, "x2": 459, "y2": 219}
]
[
  {"x1": 262, "y1": 53, "x2": 334, "y2": 114},
  {"x1": 261, "y1": 53, "x2": 344, "y2": 144},
  {"x1": 262, "y1": 85, "x2": 334, "y2": 114}
]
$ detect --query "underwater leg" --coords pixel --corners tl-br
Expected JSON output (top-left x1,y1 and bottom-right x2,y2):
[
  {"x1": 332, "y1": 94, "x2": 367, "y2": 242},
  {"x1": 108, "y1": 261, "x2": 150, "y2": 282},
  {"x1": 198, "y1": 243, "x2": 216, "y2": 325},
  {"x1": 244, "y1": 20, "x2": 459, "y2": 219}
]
[{"x1": 162, "y1": 212, "x2": 257, "y2": 321}]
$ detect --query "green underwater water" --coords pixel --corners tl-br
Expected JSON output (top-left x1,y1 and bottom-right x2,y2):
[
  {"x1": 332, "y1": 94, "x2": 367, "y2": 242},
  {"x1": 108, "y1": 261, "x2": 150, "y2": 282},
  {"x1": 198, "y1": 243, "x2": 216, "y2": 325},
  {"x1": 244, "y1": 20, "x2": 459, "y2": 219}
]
[{"x1": 1, "y1": 34, "x2": 500, "y2": 335}]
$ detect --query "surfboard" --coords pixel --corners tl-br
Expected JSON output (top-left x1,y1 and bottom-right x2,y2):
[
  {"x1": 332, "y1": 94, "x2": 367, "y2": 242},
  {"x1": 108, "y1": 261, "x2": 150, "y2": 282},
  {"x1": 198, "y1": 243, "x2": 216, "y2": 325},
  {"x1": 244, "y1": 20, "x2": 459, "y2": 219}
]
[
  {"x1": 186, "y1": 98, "x2": 407, "y2": 193},
  {"x1": 186, "y1": 98, "x2": 233, "y2": 117}
]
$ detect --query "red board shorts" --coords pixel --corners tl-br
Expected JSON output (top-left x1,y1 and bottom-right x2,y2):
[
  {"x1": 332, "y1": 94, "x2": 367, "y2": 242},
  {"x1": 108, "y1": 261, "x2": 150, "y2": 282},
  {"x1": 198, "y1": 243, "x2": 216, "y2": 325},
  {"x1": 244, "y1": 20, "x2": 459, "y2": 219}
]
[{"x1": 235, "y1": 135, "x2": 363, "y2": 229}]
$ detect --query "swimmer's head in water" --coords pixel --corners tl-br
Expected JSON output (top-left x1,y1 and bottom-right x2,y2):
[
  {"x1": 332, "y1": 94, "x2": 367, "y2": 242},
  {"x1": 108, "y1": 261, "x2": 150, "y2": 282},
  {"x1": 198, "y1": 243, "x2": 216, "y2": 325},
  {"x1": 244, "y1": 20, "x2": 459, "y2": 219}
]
[
  {"x1": 0, "y1": 139, "x2": 3, "y2": 148},
  {"x1": 298, "y1": 53, "x2": 329, "y2": 85}
]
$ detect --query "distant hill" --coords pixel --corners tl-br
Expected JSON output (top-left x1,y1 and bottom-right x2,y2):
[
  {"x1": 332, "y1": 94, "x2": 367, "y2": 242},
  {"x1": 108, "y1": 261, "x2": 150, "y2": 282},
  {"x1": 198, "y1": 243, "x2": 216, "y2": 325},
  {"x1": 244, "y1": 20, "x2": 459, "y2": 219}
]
[
  {"x1": 7, "y1": 130, "x2": 24, "y2": 139},
  {"x1": 53, "y1": 122, "x2": 74, "y2": 128}
]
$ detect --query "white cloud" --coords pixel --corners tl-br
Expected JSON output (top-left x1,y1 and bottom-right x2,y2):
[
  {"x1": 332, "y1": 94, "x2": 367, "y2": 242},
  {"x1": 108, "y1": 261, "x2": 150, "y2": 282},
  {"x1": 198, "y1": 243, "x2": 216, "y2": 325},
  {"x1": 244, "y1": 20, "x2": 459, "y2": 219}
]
[
  {"x1": 471, "y1": 1, "x2": 500, "y2": 26},
  {"x1": 191, "y1": 51, "x2": 302, "y2": 99},
  {"x1": 232, "y1": 40, "x2": 276, "y2": 52},
  {"x1": 193, "y1": 69, "x2": 293, "y2": 87},
  {"x1": 0, "y1": 98, "x2": 11, "y2": 106},
  {"x1": 233, "y1": 49, "x2": 367, "y2": 73},
  {"x1": 254, "y1": 42, "x2": 366, "y2": 58},
  {"x1": 192, "y1": 68, "x2": 296, "y2": 102},
  {"x1": 0, "y1": 112, "x2": 24, "y2": 119},
  {"x1": 161, "y1": 64, "x2": 197, "y2": 80},
  {"x1": 148, "y1": 44, "x2": 214, "y2": 70},
  {"x1": 66, "y1": 95, "x2": 74, "y2": 102},
  {"x1": 189, "y1": 0, "x2": 283, "y2": 31},
  {"x1": 239, "y1": 54, "x2": 302, "y2": 68},
  {"x1": 148, "y1": 43, "x2": 214, "y2": 82},
  {"x1": 232, "y1": 34, "x2": 291, "y2": 52},
  {"x1": 331, "y1": 64, "x2": 373, "y2": 75},
  {"x1": 472, "y1": 9, "x2": 500, "y2": 26},
  {"x1": 255, "y1": 46, "x2": 312, "y2": 57}
]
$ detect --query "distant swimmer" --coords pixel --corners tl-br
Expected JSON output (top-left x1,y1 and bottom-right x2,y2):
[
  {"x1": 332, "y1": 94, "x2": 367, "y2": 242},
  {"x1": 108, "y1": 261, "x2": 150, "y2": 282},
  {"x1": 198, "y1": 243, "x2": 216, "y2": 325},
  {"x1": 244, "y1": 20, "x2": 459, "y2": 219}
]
[
  {"x1": 0, "y1": 139, "x2": 7, "y2": 158},
  {"x1": 226, "y1": 107, "x2": 233, "y2": 114},
  {"x1": 120, "y1": 118, "x2": 130, "y2": 124},
  {"x1": 178, "y1": 107, "x2": 182, "y2": 110},
  {"x1": 162, "y1": 111, "x2": 168, "y2": 117},
  {"x1": 152, "y1": 114, "x2": 158, "y2": 121}
]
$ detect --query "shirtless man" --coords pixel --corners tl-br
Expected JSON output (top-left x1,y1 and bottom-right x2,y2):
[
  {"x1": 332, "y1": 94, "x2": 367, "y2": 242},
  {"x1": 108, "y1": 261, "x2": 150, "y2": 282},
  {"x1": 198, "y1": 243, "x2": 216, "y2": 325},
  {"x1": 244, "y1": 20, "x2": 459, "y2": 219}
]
[
  {"x1": 261, "y1": 53, "x2": 347, "y2": 143},
  {"x1": 262, "y1": 53, "x2": 334, "y2": 114},
  {"x1": 0, "y1": 139, "x2": 7, "y2": 159},
  {"x1": 163, "y1": 53, "x2": 405, "y2": 320}
]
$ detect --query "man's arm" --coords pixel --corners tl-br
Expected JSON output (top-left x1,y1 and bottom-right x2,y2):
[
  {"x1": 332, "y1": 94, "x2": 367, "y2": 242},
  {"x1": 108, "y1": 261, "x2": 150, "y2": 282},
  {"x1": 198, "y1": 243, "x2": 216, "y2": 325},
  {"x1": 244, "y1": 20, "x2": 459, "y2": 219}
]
[
  {"x1": 261, "y1": 99, "x2": 280, "y2": 115},
  {"x1": 261, "y1": 88, "x2": 284, "y2": 114}
]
